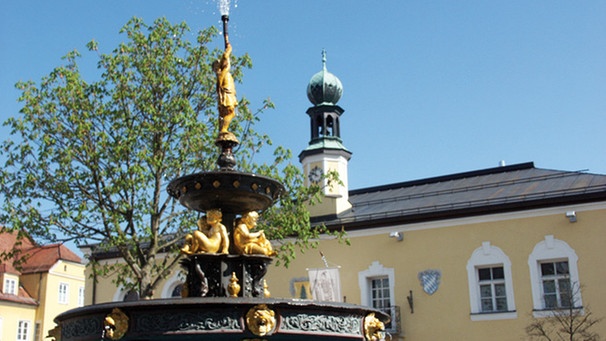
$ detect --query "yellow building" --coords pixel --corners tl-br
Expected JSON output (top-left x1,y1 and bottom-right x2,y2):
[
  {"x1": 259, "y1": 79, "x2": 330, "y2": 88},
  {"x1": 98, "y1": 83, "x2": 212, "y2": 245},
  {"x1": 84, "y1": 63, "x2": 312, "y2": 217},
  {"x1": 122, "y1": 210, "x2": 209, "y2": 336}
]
[
  {"x1": 82, "y1": 56, "x2": 606, "y2": 340},
  {"x1": 263, "y1": 57, "x2": 606, "y2": 340},
  {"x1": 268, "y1": 162, "x2": 606, "y2": 340},
  {"x1": 0, "y1": 231, "x2": 85, "y2": 341}
]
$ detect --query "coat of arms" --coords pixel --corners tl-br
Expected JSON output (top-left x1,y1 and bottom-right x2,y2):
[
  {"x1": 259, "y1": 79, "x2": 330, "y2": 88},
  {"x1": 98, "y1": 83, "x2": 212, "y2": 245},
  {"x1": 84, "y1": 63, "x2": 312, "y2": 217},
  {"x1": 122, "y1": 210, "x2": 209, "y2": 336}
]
[{"x1": 418, "y1": 269, "x2": 441, "y2": 295}]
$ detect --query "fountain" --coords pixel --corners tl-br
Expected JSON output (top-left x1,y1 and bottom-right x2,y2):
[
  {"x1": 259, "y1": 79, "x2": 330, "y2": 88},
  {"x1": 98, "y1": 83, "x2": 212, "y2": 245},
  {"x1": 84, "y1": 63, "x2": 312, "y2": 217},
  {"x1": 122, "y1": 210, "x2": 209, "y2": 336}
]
[{"x1": 50, "y1": 2, "x2": 389, "y2": 340}]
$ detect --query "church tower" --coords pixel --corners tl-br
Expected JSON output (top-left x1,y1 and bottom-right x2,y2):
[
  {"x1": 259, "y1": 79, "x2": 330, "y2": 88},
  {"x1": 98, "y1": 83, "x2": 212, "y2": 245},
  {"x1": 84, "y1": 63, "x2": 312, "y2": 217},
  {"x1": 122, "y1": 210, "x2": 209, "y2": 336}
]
[{"x1": 299, "y1": 51, "x2": 352, "y2": 217}]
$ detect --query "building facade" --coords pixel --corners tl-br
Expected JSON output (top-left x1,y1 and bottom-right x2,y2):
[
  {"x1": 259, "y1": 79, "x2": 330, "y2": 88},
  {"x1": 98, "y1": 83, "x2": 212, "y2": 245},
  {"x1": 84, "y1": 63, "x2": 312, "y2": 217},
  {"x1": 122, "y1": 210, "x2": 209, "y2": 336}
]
[
  {"x1": 81, "y1": 55, "x2": 606, "y2": 340},
  {"x1": 0, "y1": 231, "x2": 85, "y2": 341},
  {"x1": 263, "y1": 57, "x2": 606, "y2": 340},
  {"x1": 265, "y1": 163, "x2": 606, "y2": 340}
]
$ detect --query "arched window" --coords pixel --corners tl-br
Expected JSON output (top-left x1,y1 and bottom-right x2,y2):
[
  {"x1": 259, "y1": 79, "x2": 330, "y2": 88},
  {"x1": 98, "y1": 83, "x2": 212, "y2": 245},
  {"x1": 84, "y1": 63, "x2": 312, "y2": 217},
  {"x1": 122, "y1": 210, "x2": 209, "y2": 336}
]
[
  {"x1": 528, "y1": 235, "x2": 582, "y2": 317},
  {"x1": 466, "y1": 242, "x2": 516, "y2": 321},
  {"x1": 113, "y1": 286, "x2": 139, "y2": 302},
  {"x1": 315, "y1": 116, "x2": 325, "y2": 137},
  {"x1": 326, "y1": 115, "x2": 334, "y2": 136},
  {"x1": 162, "y1": 272, "x2": 185, "y2": 298},
  {"x1": 171, "y1": 284, "x2": 183, "y2": 298},
  {"x1": 113, "y1": 284, "x2": 138, "y2": 302}
]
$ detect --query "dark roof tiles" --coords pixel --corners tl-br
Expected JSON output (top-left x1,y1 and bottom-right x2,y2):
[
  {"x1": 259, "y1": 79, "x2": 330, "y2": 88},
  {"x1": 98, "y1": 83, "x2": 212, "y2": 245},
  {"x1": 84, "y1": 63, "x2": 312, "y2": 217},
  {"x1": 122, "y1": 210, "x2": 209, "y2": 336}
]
[{"x1": 322, "y1": 163, "x2": 606, "y2": 228}]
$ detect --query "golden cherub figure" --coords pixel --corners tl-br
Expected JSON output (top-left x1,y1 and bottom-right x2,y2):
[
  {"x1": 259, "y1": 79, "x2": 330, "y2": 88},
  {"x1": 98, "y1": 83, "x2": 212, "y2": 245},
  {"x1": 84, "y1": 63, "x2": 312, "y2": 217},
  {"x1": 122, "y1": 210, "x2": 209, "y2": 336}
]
[
  {"x1": 233, "y1": 211, "x2": 276, "y2": 256},
  {"x1": 213, "y1": 42, "x2": 237, "y2": 135},
  {"x1": 181, "y1": 209, "x2": 229, "y2": 254}
]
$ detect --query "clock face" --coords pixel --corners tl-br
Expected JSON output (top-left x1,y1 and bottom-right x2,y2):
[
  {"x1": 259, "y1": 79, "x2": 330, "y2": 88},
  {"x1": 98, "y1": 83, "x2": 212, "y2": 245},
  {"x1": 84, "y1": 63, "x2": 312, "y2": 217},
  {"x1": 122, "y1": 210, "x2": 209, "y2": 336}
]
[{"x1": 308, "y1": 166, "x2": 323, "y2": 183}]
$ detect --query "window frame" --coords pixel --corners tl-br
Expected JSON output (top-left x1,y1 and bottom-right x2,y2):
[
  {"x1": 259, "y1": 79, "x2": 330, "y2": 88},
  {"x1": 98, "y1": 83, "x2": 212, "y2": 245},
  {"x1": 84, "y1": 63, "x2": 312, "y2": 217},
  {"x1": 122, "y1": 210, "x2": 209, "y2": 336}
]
[
  {"x1": 3, "y1": 277, "x2": 17, "y2": 295},
  {"x1": 369, "y1": 276, "x2": 391, "y2": 312},
  {"x1": 58, "y1": 282, "x2": 69, "y2": 305},
  {"x1": 478, "y1": 266, "x2": 508, "y2": 312},
  {"x1": 17, "y1": 320, "x2": 30, "y2": 341},
  {"x1": 78, "y1": 286, "x2": 85, "y2": 307},
  {"x1": 358, "y1": 261, "x2": 398, "y2": 333},
  {"x1": 528, "y1": 235, "x2": 582, "y2": 317},
  {"x1": 34, "y1": 322, "x2": 41, "y2": 341},
  {"x1": 466, "y1": 241, "x2": 517, "y2": 321},
  {"x1": 539, "y1": 260, "x2": 571, "y2": 309}
]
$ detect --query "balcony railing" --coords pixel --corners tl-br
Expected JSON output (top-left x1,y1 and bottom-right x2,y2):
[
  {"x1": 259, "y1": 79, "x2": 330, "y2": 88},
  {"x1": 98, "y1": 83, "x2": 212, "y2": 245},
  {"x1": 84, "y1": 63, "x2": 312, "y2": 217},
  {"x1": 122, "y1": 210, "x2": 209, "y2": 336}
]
[{"x1": 378, "y1": 305, "x2": 401, "y2": 336}]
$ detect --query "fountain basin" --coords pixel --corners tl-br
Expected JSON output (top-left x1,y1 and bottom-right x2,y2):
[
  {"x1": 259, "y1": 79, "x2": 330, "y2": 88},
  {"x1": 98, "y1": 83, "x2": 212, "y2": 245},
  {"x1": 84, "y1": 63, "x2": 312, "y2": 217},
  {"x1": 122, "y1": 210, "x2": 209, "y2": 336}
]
[
  {"x1": 55, "y1": 297, "x2": 389, "y2": 340},
  {"x1": 167, "y1": 171, "x2": 284, "y2": 213}
]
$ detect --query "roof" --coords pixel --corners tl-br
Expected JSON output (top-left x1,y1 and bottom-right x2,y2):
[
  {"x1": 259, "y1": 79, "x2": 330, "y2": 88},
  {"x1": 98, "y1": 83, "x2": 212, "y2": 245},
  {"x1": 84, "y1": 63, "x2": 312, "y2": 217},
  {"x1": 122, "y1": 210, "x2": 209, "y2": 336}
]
[
  {"x1": 19, "y1": 243, "x2": 82, "y2": 273},
  {"x1": 315, "y1": 162, "x2": 606, "y2": 229},
  {"x1": 307, "y1": 50, "x2": 343, "y2": 106},
  {"x1": 0, "y1": 287, "x2": 38, "y2": 306},
  {"x1": 0, "y1": 230, "x2": 82, "y2": 274},
  {"x1": 0, "y1": 229, "x2": 35, "y2": 275}
]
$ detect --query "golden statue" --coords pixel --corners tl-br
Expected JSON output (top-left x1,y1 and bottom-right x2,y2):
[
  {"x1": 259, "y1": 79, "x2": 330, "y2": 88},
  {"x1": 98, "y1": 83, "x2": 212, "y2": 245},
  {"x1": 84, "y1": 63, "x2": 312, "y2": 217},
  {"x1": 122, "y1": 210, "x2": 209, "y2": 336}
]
[
  {"x1": 181, "y1": 209, "x2": 229, "y2": 254},
  {"x1": 233, "y1": 211, "x2": 276, "y2": 256},
  {"x1": 213, "y1": 41, "x2": 237, "y2": 136}
]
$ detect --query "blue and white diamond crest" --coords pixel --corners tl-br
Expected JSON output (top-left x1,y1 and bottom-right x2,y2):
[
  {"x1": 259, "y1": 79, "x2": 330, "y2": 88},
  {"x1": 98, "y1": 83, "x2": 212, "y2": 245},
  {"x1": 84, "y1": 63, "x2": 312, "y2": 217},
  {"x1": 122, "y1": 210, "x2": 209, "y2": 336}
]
[{"x1": 418, "y1": 269, "x2": 441, "y2": 295}]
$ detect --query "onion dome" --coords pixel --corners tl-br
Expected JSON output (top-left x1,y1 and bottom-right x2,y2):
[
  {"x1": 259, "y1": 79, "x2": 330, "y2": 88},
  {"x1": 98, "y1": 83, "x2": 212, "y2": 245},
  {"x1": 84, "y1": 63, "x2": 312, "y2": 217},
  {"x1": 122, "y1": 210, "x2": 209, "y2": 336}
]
[{"x1": 306, "y1": 50, "x2": 343, "y2": 106}]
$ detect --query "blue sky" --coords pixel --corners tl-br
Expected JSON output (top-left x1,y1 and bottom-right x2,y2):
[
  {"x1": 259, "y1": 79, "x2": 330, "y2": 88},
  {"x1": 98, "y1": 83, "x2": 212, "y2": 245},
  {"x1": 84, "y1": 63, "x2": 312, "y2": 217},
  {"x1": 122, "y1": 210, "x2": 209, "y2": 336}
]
[{"x1": 1, "y1": 1, "x2": 605, "y2": 190}]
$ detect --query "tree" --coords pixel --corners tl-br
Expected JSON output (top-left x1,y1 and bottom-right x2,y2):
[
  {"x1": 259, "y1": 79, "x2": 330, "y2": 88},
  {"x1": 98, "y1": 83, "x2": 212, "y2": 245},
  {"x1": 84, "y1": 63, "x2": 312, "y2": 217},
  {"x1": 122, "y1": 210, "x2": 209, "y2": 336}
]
[
  {"x1": 0, "y1": 17, "x2": 344, "y2": 298},
  {"x1": 526, "y1": 282, "x2": 603, "y2": 341}
]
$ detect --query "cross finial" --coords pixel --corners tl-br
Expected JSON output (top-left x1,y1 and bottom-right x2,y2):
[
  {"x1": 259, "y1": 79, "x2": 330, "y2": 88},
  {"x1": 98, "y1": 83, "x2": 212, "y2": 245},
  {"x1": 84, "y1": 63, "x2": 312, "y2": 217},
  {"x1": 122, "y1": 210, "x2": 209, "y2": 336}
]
[{"x1": 322, "y1": 49, "x2": 327, "y2": 71}]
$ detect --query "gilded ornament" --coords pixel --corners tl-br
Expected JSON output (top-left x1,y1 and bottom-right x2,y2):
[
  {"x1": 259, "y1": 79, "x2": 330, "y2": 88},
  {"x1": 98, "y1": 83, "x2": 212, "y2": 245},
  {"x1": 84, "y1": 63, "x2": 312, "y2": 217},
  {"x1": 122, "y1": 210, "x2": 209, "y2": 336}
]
[
  {"x1": 213, "y1": 180, "x2": 221, "y2": 188},
  {"x1": 233, "y1": 180, "x2": 240, "y2": 188},
  {"x1": 104, "y1": 308, "x2": 129, "y2": 340},
  {"x1": 251, "y1": 183, "x2": 258, "y2": 191},
  {"x1": 195, "y1": 182, "x2": 202, "y2": 190},
  {"x1": 180, "y1": 209, "x2": 229, "y2": 255},
  {"x1": 233, "y1": 211, "x2": 276, "y2": 256},
  {"x1": 245, "y1": 304, "x2": 276, "y2": 337},
  {"x1": 228, "y1": 272, "x2": 241, "y2": 297},
  {"x1": 181, "y1": 186, "x2": 187, "y2": 194},
  {"x1": 363, "y1": 313, "x2": 385, "y2": 341}
]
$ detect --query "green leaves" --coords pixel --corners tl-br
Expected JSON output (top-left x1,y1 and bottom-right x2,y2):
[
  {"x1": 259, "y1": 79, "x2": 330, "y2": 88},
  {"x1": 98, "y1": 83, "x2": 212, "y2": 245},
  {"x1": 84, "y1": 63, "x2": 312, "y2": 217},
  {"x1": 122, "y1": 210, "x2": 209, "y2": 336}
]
[{"x1": 0, "y1": 16, "x2": 346, "y2": 297}]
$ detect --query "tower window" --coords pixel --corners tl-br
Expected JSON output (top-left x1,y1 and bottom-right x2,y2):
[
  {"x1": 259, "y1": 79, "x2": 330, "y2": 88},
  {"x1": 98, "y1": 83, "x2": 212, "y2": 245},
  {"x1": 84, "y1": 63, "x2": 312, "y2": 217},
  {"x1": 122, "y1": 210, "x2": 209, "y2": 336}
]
[{"x1": 326, "y1": 116, "x2": 334, "y2": 136}]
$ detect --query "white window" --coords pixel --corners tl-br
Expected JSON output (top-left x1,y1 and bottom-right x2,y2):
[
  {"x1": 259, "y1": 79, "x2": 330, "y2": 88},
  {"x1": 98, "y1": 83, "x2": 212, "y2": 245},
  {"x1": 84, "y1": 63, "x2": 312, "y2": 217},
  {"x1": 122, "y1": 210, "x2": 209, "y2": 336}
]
[
  {"x1": 3, "y1": 278, "x2": 17, "y2": 295},
  {"x1": 540, "y1": 260, "x2": 572, "y2": 309},
  {"x1": 58, "y1": 283, "x2": 69, "y2": 304},
  {"x1": 528, "y1": 235, "x2": 582, "y2": 317},
  {"x1": 478, "y1": 266, "x2": 508, "y2": 312},
  {"x1": 359, "y1": 261, "x2": 398, "y2": 333},
  {"x1": 78, "y1": 286, "x2": 85, "y2": 307},
  {"x1": 17, "y1": 320, "x2": 30, "y2": 341},
  {"x1": 370, "y1": 277, "x2": 391, "y2": 313},
  {"x1": 466, "y1": 241, "x2": 516, "y2": 321}
]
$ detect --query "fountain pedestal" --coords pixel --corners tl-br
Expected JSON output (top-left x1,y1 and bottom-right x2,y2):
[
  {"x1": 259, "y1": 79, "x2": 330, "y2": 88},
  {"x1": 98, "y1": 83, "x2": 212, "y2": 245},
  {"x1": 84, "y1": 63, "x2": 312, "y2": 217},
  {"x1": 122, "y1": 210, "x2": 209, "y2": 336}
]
[{"x1": 181, "y1": 254, "x2": 271, "y2": 298}]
